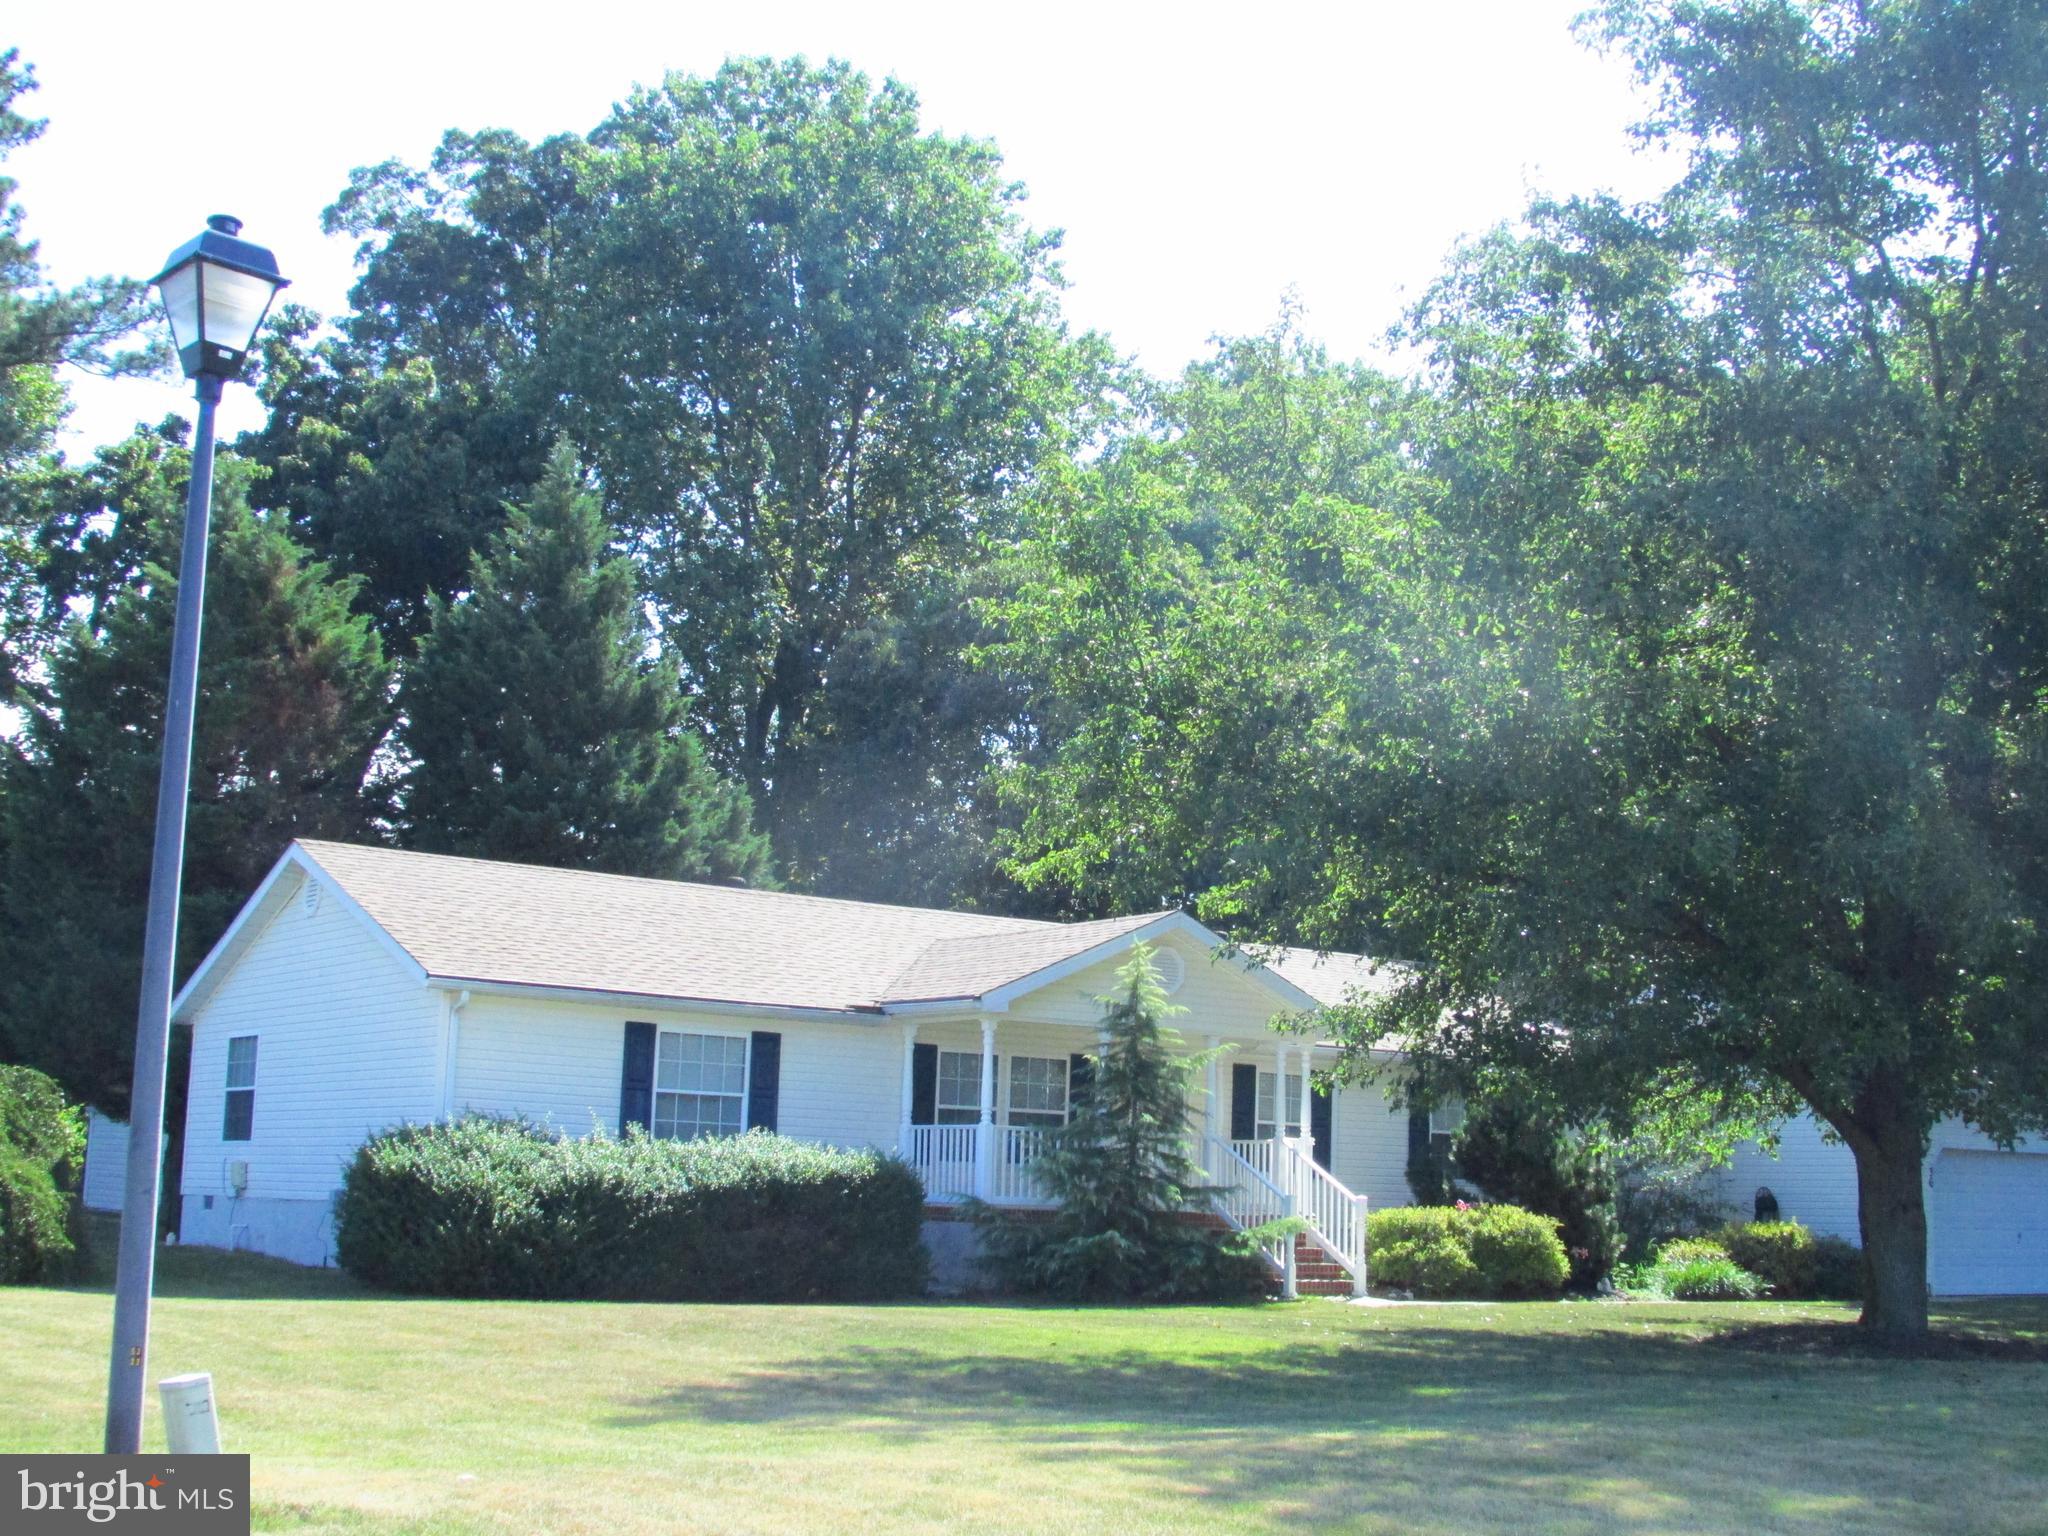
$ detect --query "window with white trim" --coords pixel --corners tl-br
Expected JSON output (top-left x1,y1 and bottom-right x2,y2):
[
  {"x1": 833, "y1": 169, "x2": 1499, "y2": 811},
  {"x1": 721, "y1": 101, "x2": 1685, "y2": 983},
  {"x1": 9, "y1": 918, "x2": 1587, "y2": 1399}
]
[
  {"x1": 222, "y1": 1035, "x2": 257, "y2": 1141},
  {"x1": 652, "y1": 1031, "x2": 747, "y2": 1140},
  {"x1": 1255, "y1": 1070, "x2": 1304, "y2": 1139},
  {"x1": 1006, "y1": 1056, "x2": 1069, "y2": 1128},
  {"x1": 935, "y1": 1050, "x2": 983, "y2": 1125},
  {"x1": 1429, "y1": 1098, "x2": 1466, "y2": 1164}
]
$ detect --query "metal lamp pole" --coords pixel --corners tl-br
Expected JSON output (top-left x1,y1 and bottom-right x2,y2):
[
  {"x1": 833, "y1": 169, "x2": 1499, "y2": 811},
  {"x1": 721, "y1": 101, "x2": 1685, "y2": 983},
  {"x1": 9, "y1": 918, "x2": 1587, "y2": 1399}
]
[{"x1": 104, "y1": 215, "x2": 287, "y2": 1455}]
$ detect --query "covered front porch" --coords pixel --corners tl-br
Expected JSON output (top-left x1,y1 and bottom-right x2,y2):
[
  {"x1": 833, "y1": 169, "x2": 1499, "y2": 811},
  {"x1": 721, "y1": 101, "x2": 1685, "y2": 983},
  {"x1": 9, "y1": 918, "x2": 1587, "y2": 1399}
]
[{"x1": 890, "y1": 1016, "x2": 1367, "y2": 1296}]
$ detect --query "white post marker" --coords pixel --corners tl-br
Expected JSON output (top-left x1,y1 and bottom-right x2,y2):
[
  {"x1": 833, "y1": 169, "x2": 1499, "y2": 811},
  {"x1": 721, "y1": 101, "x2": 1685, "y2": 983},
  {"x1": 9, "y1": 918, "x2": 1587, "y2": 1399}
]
[{"x1": 158, "y1": 1372, "x2": 222, "y2": 1454}]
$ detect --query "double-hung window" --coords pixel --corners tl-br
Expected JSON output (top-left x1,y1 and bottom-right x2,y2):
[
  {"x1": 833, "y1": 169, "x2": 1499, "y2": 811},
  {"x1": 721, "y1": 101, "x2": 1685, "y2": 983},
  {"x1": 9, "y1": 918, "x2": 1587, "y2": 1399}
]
[
  {"x1": 222, "y1": 1035, "x2": 257, "y2": 1141},
  {"x1": 652, "y1": 1031, "x2": 746, "y2": 1140},
  {"x1": 934, "y1": 1050, "x2": 983, "y2": 1125},
  {"x1": 1255, "y1": 1070, "x2": 1304, "y2": 1139},
  {"x1": 1006, "y1": 1056, "x2": 1069, "y2": 1129}
]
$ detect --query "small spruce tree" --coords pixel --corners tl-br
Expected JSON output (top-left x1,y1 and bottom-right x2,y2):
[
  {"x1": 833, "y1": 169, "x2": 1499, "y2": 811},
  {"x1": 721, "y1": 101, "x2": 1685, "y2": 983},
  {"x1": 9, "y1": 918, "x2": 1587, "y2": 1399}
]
[
  {"x1": 394, "y1": 445, "x2": 770, "y2": 883},
  {"x1": 971, "y1": 945, "x2": 1271, "y2": 1300}
]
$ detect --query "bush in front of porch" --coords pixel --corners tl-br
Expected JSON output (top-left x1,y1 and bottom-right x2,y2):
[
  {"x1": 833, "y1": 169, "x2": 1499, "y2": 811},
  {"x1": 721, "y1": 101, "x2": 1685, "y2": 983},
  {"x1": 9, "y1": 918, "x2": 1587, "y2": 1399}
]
[
  {"x1": 968, "y1": 947, "x2": 1279, "y2": 1301},
  {"x1": 334, "y1": 1117, "x2": 929, "y2": 1300}
]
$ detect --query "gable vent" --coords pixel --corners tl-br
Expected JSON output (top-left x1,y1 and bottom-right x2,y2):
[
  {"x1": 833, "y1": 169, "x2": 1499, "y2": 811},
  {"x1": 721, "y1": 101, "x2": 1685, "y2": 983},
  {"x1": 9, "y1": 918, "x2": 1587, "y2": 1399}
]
[
  {"x1": 1154, "y1": 947, "x2": 1186, "y2": 995},
  {"x1": 301, "y1": 878, "x2": 321, "y2": 917}
]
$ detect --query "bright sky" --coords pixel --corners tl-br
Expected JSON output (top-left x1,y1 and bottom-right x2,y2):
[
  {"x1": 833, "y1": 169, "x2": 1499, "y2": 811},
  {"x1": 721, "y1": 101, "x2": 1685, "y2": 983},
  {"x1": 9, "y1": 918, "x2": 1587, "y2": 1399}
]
[{"x1": 11, "y1": 1, "x2": 1681, "y2": 456}]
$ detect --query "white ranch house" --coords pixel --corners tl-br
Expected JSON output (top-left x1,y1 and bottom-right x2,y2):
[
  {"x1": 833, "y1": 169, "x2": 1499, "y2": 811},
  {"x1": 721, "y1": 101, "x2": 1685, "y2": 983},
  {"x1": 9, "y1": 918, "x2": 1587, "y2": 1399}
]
[{"x1": 98, "y1": 839, "x2": 2042, "y2": 1297}]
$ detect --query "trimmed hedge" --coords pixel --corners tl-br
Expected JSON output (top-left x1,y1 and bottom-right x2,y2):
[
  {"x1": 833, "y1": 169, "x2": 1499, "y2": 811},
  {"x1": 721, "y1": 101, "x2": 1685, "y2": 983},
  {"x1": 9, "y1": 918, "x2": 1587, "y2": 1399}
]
[
  {"x1": 1367, "y1": 1203, "x2": 1570, "y2": 1298},
  {"x1": 334, "y1": 1119, "x2": 929, "y2": 1300},
  {"x1": 0, "y1": 1065, "x2": 87, "y2": 1285}
]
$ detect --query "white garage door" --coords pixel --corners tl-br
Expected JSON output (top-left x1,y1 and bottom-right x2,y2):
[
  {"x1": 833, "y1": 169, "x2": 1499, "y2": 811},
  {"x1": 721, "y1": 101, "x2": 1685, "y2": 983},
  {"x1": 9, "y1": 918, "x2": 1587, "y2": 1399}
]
[{"x1": 1929, "y1": 1150, "x2": 2048, "y2": 1296}]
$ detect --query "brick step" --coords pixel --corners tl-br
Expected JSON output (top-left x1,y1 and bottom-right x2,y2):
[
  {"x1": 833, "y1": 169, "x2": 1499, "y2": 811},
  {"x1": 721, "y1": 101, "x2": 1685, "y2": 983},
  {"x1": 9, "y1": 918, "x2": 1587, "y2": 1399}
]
[
  {"x1": 1296, "y1": 1263, "x2": 1349, "y2": 1281},
  {"x1": 1298, "y1": 1277, "x2": 1357, "y2": 1296}
]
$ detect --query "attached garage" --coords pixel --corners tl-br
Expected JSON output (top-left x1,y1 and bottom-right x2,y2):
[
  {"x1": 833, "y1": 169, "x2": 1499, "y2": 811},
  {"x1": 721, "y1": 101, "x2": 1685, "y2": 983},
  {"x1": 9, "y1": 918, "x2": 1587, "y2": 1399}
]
[{"x1": 1929, "y1": 1149, "x2": 2048, "y2": 1296}]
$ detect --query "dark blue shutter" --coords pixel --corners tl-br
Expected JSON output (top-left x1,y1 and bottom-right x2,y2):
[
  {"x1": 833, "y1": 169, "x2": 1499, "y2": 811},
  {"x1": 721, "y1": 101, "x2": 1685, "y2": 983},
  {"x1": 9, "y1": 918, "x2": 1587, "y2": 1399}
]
[
  {"x1": 620, "y1": 1021, "x2": 656, "y2": 1135},
  {"x1": 1230, "y1": 1062, "x2": 1258, "y2": 1141},
  {"x1": 747, "y1": 1031, "x2": 781, "y2": 1132},
  {"x1": 1407, "y1": 1107, "x2": 1431, "y2": 1165},
  {"x1": 1311, "y1": 1083, "x2": 1333, "y2": 1169},
  {"x1": 1068, "y1": 1053, "x2": 1093, "y2": 1114},
  {"x1": 911, "y1": 1042, "x2": 938, "y2": 1125}
]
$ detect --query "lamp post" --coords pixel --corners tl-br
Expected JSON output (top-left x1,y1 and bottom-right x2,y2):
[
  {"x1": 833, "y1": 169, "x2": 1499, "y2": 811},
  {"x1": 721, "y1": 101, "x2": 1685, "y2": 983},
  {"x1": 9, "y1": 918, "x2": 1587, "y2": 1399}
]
[{"x1": 104, "y1": 215, "x2": 287, "y2": 1455}]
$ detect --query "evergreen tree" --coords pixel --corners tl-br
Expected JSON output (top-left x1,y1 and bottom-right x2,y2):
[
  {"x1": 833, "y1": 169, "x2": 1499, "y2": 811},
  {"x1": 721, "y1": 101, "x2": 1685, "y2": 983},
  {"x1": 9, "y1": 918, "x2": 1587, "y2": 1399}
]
[
  {"x1": 972, "y1": 946, "x2": 1268, "y2": 1300},
  {"x1": 0, "y1": 463, "x2": 391, "y2": 1112},
  {"x1": 1450, "y1": 1098, "x2": 1623, "y2": 1291},
  {"x1": 394, "y1": 446, "x2": 770, "y2": 883}
]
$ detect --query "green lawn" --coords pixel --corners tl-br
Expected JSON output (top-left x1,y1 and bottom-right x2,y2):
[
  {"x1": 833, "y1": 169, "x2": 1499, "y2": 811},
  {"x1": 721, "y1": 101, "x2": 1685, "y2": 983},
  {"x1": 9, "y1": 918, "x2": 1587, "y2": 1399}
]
[{"x1": 6, "y1": 1246, "x2": 2045, "y2": 1536}]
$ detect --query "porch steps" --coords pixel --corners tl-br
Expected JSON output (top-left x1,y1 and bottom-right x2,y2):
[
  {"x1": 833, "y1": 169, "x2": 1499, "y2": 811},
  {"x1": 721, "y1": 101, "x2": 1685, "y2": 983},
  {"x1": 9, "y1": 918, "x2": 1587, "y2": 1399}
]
[{"x1": 1291, "y1": 1235, "x2": 1359, "y2": 1297}]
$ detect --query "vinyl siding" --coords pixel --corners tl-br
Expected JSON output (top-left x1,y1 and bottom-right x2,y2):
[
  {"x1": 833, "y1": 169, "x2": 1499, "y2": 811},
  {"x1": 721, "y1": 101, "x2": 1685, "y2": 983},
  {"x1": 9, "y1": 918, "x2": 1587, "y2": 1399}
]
[
  {"x1": 452, "y1": 994, "x2": 902, "y2": 1151},
  {"x1": 83, "y1": 1109, "x2": 134, "y2": 1212},
  {"x1": 179, "y1": 872, "x2": 442, "y2": 1207},
  {"x1": 1329, "y1": 1074, "x2": 1414, "y2": 1215}
]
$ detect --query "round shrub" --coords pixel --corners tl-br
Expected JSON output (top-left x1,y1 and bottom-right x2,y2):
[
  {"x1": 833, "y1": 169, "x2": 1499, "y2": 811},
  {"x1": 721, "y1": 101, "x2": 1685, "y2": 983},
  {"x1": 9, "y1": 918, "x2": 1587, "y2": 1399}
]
[
  {"x1": 1466, "y1": 1203, "x2": 1572, "y2": 1297},
  {"x1": 1659, "y1": 1255, "x2": 1766, "y2": 1300},
  {"x1": 334, "y1": 1118, "x2": 930, "y2": 1300},
  {"x1": 0, "y1": 1065, "x2": 86, "y2": 1285},
  {"x1": 1715, "y1": 1221, "x2": 1820, "y2": 1297},
  {"x1": 1366, "y1": 1202, "x2": 1569, "y2": 1299}
]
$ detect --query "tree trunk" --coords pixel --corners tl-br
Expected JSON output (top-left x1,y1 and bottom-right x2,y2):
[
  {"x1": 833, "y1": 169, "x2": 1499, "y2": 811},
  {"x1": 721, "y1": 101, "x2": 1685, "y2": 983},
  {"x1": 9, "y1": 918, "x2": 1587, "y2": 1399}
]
[{"x1": 1848, "y1": 1119, "x2": 1930, "y2": 1339}]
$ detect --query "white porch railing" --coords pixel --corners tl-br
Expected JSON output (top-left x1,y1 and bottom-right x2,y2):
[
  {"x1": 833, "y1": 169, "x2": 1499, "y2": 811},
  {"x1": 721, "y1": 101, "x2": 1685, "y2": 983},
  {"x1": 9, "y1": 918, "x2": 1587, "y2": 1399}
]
[
  {"x1": 1228, "y1": 1135, "x2": 1367, "y2": 1294},
  {"x1": 904, "y1": 1124, "x2": 979, "y2": 1202},
  {"x1": 1201, "y1": 1135, "x2": 1298, "y2": 1297},
  {"x1": 991, "y1": 1126, "x2": 1055, "y2": 1205},
  {"x1": 903, "y1": 1122, "x2": 1366, "y2": 1297}
]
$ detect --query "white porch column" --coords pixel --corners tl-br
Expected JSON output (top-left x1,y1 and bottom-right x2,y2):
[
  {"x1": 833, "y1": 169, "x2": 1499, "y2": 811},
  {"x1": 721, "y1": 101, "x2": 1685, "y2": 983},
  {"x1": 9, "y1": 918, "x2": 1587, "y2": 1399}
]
[
  {"x1": 1297, "y1": 1043, "x2": 1314, "y2": 1147},
  {"x1": 1270, "y1": 1044, "x2": 1288, "y2": 1145},
  {"x1": 1203, "y1": 1035, "x2": 1221, "y2": 1143},
  {"x1": 897, "y1": 1022, "x2": 918, "y2": 1155},
  {"x1": 975, "y1": 1015, "x2": 998, "y2": 1199}
]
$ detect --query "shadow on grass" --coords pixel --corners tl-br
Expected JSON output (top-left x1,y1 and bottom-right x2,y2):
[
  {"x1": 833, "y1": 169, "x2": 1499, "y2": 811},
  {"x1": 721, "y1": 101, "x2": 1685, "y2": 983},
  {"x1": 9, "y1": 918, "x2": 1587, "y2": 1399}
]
[
  {"x1": 59, "y1": 1217, "x2": 372, "y2": 1301},
  {"x1": 610, "y1": 1310, "x2": 2048, "y2": 1534}
]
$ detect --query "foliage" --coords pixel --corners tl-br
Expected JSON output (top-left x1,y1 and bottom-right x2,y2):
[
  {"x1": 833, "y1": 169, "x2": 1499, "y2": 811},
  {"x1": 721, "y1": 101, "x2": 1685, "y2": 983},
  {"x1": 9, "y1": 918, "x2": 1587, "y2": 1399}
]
[
  {"x1": 1615, "y1": 1148, "x2": 1734, "y2": 1260},
  {"x1": 970, "y1": 946, "x2": 1269, "y2": 1301},
  {"x1": 982, "y1": 0, "x2": 2048, "y2": 1338},
  {"x1": 1713, "y1": 1220, "x2": 1864, "y2": 1300},
  {"x1": 1811, "y1": 1235, "x2": 1864, "y2": 1302},
  {"x1": 394, "y1": 444, "x2": 770, "y2": 882},
  {"x1": 284, "y1": 57, "x2": 1103, "y2": 887},
  {"x1": 0, "y1": 50, "x2": 160, "y2": 701},
  {"x1": 1365, "y1": 1203, "x2": 1570, "y2": 1298},
  {"x1": 0, "y1": 1064, "x2": 84, "y2": 1283},
  {"x1": 0, "y1": 469, "x2": 390, "y2": 1112},
  {"x1": 1656, "y1": 1237, "x2": 1732, "y2": 1268},
  {"x1": 1657, "y1": 1255, "x2": 1766, "y2": 1302},
  {"x1": 333, "y1": 1117, "x2": 928, "y2": 1301},
  {"x1": 1452, "y1": 1097, "x2": 1624, "y2": 1288}
]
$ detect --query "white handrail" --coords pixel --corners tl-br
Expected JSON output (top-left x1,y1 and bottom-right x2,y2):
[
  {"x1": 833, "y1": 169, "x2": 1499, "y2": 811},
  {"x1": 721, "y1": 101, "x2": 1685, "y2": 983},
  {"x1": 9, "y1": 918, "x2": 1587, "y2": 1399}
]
[
  {"x1": 1282, "y1": 1136, "x2": 1368, "y2": 1295},
  {"x1": 1201, "y1": 1135, "x2": 1297, "y2": 1297}
]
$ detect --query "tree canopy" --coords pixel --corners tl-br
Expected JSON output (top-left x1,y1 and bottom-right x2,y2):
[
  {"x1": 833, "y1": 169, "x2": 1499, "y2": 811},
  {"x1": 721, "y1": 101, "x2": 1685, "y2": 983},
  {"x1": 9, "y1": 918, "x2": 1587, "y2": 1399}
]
[{"x1": 987, "y1": 0, "x2": 2048, "y2": 1335}]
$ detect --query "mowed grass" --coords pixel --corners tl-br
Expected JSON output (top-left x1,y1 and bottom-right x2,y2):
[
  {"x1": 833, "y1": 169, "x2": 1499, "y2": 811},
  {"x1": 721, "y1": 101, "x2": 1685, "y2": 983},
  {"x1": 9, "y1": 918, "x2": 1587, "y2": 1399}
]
[{"x1": 5, "y1": 1246, "x2": 2045, "y2": 1536}]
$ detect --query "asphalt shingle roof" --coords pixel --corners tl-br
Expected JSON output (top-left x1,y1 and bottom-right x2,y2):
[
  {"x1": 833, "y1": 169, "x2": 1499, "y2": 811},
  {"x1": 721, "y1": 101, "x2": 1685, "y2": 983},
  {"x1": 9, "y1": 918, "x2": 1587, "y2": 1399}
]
[{"x1": 294, "y1": 841, "x2": 1181, "y2": 1013}]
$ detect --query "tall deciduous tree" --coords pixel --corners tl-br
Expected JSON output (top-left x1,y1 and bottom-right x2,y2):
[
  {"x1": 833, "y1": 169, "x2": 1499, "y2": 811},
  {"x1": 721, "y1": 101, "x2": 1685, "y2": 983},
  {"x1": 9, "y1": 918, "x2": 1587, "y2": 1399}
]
[
  {"x1": 393, "y1": 446, "x2": 770, "y2": 884},
  {"x1": 991, "y1": 1, "x2": 2048, "y2": 1337},
  {"x1": 295, "y1": 57, "x2": 1099, "y2": 887},
  {"x1": 0, "y1": 464, "x2": 391, "y2": 1112}
]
